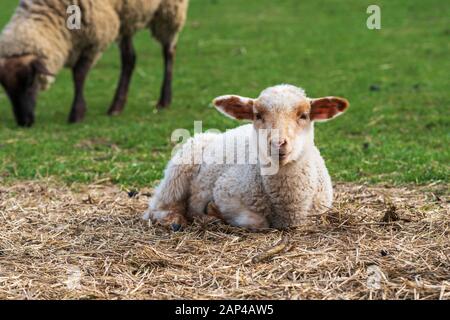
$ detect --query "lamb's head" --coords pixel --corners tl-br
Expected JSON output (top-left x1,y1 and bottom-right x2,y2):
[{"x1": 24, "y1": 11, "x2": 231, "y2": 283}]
[
  {"x1": 0, "y1": 54, "x2": 52, "y2": 127},
  {"x1": 213, "y1": 84, "x2": 349, "y2": 166}
]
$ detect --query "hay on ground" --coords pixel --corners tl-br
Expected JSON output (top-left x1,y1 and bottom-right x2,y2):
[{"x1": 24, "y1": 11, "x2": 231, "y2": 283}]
[{"x1": 0, "y1": 181, "x2": 448, "y2": 300}]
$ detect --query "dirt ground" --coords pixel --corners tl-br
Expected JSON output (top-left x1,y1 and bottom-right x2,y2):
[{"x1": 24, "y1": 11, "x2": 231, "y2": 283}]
[{"x1": 0, "y1": 181, "x2": 448, "y2": 300}]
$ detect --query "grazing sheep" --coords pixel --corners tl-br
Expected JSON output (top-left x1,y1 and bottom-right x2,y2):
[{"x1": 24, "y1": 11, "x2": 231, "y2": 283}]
[
  {"x1": 143, "y1": 84, "x2": 349, "y2": 231},
  {"x1": 0, "y1": 0, "x2": 189, "y2": 127}
]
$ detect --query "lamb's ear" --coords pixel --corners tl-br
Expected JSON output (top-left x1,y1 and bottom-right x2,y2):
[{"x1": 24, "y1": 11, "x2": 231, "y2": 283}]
[
  {"x1": 309, "y1": 96, "x2": 349, "y2": 122},
  {"x1": 31, "y1": 59, "x2": 53, "y2": 77},
  {"x1": 213, "y1": 95, "x2": 255, "y2": 120}
]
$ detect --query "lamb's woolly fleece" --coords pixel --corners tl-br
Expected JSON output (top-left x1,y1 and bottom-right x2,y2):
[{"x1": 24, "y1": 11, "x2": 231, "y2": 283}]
[
  {"x1": 146, "y1": 85, "x2": 333, "y2": 229},
  {"x1": 0, "y1": 0, "x2": 188, "y2": 84}
]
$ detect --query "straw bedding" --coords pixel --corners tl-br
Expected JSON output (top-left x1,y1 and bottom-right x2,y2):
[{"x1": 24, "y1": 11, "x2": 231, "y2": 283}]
[{"x1": 0, "y1": 181, "x2": 448, "y2": 299}]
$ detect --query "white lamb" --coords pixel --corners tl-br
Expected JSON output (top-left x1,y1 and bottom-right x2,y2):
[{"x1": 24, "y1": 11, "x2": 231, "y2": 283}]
[{"x1": 143, "y1": 84, "x2": 349, "y2": 231}]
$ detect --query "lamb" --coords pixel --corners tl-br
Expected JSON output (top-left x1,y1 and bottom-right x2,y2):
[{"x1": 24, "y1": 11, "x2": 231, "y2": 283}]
[
  {"x1": 143, "y1": 84, "x2": 349, "y2": 231},
  {"x1": 0, "y1": 0, "x2": 189, "y2": 127}
]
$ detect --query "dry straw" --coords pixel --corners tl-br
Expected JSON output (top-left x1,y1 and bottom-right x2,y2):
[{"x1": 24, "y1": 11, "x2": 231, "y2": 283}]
[{"x1": 0, "y1": 181, "x2": 448, "y2": 299}]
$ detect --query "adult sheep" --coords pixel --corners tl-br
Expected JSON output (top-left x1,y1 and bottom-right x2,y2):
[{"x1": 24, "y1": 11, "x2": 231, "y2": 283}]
[{"x1": 0, "y1": 0, "x2": 189, "y2": 127}]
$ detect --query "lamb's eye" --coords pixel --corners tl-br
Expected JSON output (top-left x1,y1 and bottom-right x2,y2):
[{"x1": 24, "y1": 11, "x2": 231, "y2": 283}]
[
  {"x1": 299, "y1": 113, "x2": 309, "y2": 121},
  {"x1": 255, "y1": 113, "x2": 263, "y2": 121}
]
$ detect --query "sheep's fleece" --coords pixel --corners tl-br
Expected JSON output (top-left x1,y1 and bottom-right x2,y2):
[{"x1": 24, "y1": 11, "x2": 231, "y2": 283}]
[
  {"x1": 0, "y1": 0, "x2": 188, "y2": 85},
  {"x1": 146, "y1": 85, "x2": 337, "y2": 229}
]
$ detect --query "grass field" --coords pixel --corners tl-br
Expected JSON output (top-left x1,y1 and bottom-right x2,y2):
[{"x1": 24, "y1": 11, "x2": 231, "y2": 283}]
[{"x1": 0, "y1": 0, "x2": 448, "y2": 188}]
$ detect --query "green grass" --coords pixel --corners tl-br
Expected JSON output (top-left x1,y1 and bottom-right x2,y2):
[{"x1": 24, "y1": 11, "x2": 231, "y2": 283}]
[{"x1": 0, "y1": 0, "x2": 449, "y2": 188}]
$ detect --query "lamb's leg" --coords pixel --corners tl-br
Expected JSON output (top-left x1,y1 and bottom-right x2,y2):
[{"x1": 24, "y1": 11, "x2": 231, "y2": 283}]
[
  {"x1": 68, "y1": 54, "x2": 93, "y2": 123},
  {"x1": 206, "y1": 202, "x2": 225, "y2": 221},
  {"x1": 228, "y1": 209, "x2": 269, "y2": 231},
  {"x1": 108, "y1": 36, "x2": 136, "y2": 116},
  {"x1": 143, "y1": 201, "x2": 188, "y2": 232},
  {"x1": 156, "y1": 43, "x2": 175, "y2": 109},
  {"x1": 143, "y1": 161, "x2": 198, "y2": 231},
  {"x1": 214, "y1": 199, "x2": 269, "y2": 231}
]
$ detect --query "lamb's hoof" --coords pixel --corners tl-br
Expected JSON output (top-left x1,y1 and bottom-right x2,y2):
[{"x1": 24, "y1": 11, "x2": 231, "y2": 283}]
[
  {"x1": 171, "y1": 223, "x2": 183, "y2": 232},
  {"x1": 162, "y1": 212, "x2": 188, "y2": 231}
]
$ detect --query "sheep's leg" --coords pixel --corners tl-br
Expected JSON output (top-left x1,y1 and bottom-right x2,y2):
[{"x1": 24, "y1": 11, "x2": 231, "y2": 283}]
[
  {"x1": 156, "y1": 43, "x2": 175, "y2": 109},
  {"x1": 203, "y1": 202, "x2": 226, "y2": 223},
  {"x1": 214, "y1": 199, "x2": 269, "y2": 231},
  {"x1": 108, "y1": 36, "x2": 136, "y2": 116},
  {"x1": 143, "y1": 160, "x2": 198, "y2": 231},
  {"x1": 143, "y1": 202, "x2": 188, "y2": 232},
  {"x1": 68, "y1": 55, "x2": 93, "y2": 123},
  {"x1": 228, "y1": 209, "x2": 269, "y2": 231}
]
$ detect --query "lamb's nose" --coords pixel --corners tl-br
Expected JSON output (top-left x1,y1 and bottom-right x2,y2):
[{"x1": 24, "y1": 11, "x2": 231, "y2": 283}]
[{"x1": 275, "y1": 139, "x2": 287, "y2": 149}]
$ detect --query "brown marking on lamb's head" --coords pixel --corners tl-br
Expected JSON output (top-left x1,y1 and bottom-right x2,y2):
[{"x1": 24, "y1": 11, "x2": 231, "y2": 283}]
[
  {"x1": 213, "y1": 95, "x2": 255, "y2": 120},
  {"x1": 309, "y1": 97, "x2": 349, "y2": 122},
  {"x1": 0, "y1": 54, "x2": 52, "y2": 127}
]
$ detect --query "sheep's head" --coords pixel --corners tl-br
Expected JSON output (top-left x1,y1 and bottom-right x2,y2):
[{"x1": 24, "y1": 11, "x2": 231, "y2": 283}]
[
  {"x1": 0, "y1": 54, "x2": 52, "y2": 127},
  {"x1": 213, "y1": 84, "x2": 349, "y2": 166}
]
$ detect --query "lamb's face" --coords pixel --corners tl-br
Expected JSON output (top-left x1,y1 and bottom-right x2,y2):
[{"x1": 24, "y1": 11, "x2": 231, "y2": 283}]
[
  {"x1": 253, "y1": 86, "x2": 313, "y2": 165},
  {"x1": 213, "y1": 84, "x2": 349, "y2": 167}
]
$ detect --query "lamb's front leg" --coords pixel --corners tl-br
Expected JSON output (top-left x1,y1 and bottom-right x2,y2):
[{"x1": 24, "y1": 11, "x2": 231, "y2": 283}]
[
  {"x1": 143, "y1": 201, "x2": 187, "y2": 232},
  {"x1": 143, "y1": 161, "x2": 197, "y2": 231}
]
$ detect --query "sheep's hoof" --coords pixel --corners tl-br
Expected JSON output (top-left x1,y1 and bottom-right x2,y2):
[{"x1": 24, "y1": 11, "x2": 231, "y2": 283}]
[
  {"x1": 68, "y1": 110, "x2": 86, "y2": 124},
  {"x1": 107, "y1": 103, "x2": 125, "y2": 116},
  {"x1": 156, "y1": 101, "x2": 171, "y2": 110},
  {"x1": 161, "y1": 211, "x2": 188, "y2": 231},
  {"x1": 171, "y1": 223, "x2": 183, "y2": 232},
  {"x1": 108, "y1": 109, "x2": 122, "y2": 116}
]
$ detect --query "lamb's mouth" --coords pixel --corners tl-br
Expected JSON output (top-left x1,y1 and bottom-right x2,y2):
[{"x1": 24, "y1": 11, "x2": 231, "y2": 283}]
[{"x1": 278, "y1": 151, "x2": 291, "y2": 162}]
